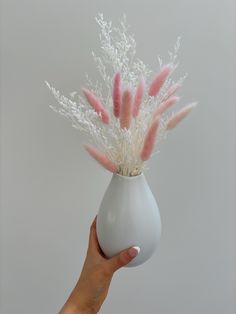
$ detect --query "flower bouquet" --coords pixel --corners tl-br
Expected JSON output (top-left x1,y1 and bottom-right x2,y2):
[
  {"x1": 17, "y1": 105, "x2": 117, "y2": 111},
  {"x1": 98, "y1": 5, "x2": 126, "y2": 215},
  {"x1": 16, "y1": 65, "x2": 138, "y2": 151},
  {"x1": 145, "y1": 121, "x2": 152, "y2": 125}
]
[{"x1": 46, "y1": 14, "x2": 196, "y2": 267}]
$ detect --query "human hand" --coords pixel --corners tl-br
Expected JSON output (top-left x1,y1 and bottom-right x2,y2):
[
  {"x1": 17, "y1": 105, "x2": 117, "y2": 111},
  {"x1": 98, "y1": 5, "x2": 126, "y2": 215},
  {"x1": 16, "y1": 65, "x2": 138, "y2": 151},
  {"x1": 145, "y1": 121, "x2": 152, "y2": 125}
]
[{"x1": 59, "y1": 216, "x2": 140, "y2": 314}]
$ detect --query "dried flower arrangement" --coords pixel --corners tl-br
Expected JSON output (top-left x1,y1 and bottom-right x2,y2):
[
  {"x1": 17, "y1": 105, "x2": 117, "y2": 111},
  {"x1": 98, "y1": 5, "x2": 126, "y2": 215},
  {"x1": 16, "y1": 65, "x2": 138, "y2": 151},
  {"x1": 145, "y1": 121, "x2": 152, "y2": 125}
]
[{"x1": 46, "y1": 14, "x2": 196, "y2": 177}]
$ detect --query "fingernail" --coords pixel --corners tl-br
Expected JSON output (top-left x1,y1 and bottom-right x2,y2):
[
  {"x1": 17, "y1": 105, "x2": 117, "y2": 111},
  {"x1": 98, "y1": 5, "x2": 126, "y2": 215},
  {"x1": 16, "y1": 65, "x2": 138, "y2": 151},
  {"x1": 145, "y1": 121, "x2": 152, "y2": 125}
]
[{"x1": 128, "y1": 246, "x2": 140, "y2": 258}]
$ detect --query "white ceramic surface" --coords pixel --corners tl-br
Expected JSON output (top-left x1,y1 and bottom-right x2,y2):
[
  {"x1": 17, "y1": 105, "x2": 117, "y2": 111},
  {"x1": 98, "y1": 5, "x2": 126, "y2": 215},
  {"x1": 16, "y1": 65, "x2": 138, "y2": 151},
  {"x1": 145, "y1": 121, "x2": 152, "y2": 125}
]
[{"x1": 96, "y1": 173, "x2": 162, "y2": 267}]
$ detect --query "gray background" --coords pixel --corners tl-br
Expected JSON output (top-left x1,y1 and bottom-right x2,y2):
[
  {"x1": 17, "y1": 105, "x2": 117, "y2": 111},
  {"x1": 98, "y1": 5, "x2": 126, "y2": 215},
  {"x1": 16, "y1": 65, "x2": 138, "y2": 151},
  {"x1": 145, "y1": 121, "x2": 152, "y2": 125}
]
[{"x1": 1, "y1": 0, "x2": 235, "y2": 313}]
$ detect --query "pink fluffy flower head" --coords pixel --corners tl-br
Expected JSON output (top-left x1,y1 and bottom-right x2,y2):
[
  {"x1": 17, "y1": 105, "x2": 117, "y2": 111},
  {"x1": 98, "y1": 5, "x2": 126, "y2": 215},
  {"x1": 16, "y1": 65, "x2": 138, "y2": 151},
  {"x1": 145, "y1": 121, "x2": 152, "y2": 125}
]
[
  {"x1": 120, "y1": 88, "x2": 133, "y2": 129},
  {"x1": 132, "y1": 78, "x2": 145, "y2": 118},
  {"x1": 112, "y1": 72, "x2": 122, "y2": 118},
  {"x1": 84, "y1": 144, "x2": 118, "y2": 173},
  {"x1": 83, "y1": 88, "x2": 110, "y2": 124},
  {"x1": 149, "y1": 64, "x2": 172, "y2": 97},
  {"x1": 166, "y1": 103, "x2": 197, "y2": 130},
  {"x1": 140, "y1": 116, "x2": 161, "y2": 161}
]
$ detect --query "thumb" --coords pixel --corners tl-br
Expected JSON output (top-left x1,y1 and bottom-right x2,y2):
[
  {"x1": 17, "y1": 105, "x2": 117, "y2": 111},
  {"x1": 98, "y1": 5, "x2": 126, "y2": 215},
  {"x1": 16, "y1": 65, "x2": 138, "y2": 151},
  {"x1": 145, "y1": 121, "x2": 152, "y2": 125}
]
[{"x1": 106, "y1": 246, "x2": 140, "y2": 273}]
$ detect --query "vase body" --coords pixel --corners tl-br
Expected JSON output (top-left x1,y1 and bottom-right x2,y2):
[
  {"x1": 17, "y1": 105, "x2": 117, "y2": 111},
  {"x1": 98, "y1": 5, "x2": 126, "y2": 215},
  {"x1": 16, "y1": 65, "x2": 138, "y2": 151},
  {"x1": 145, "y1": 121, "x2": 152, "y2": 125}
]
[{"x1": 96, "y1": 173, "x2": 161, "y2": 267}]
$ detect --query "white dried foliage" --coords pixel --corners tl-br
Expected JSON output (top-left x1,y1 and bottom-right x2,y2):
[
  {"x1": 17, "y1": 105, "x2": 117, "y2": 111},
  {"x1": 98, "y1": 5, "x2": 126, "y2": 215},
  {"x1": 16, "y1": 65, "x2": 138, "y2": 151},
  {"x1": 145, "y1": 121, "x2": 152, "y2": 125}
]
[{"x1": 46, "y1": 14, "x2": 186, "y2": 176}]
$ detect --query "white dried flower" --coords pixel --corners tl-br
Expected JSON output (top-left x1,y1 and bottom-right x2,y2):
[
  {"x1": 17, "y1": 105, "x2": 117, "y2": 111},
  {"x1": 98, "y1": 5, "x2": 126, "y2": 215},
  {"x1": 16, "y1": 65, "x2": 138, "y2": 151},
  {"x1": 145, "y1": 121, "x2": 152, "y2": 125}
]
[{"x1": 46, "y1": 14, "x2": 195, "y2": 176}]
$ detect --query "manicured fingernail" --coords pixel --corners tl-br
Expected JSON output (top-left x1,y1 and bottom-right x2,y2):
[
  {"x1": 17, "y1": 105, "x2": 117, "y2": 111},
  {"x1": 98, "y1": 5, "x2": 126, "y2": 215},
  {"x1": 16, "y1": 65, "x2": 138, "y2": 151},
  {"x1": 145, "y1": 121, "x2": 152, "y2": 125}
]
[{"x1": 128, "y1": 246, "x2": 140, "y2": 258}]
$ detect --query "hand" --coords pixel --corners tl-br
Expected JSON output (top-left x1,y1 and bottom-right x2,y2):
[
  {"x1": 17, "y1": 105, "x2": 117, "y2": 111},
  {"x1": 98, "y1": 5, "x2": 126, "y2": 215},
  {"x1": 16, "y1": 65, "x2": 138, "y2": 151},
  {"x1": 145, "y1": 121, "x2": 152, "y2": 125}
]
[{"x1": 59, "y1": 216, "x2": 140, "y2": 314}]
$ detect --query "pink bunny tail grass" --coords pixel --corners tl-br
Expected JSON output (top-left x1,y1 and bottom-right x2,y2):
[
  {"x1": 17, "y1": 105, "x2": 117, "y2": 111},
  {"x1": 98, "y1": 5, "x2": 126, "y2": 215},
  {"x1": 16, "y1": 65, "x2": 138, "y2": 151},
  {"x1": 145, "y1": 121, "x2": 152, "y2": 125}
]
[
  {"x1": 162, "y1": 83, "x2": 180, "y2": 101},
  {"x1": 120, "y1": 88, "x2": 133, "y2": 129},
  {"x1": 153, "y1": 96, "x2": 179, "y2": 117},
  {"x1": 83, "y1": 88, "x2": 110, "y2": 124},
  {"x1": 148, "y1": 64, "x2": 172, "y2": 97},
  {"x1": 166, "y1": 102, "x2": 197, "y2": 130},
  {"x1": 112, "y1": 72, "x2": 122, "y2": 118},
  {"x1": 140, "y1": 116, "x2": 161, "y2": 161},
  {"x1": 132, "y1": 78, "x2": 145, "y2": 118},
  {"x1": 84, "y1": 144, "x2": 118, "y2": 173}
]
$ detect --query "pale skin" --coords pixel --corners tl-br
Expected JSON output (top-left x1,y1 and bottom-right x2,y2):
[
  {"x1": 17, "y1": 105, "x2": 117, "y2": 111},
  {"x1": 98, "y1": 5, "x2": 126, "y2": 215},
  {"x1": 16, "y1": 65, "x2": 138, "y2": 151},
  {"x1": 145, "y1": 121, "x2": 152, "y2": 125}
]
[{"x1": 59, "y1": 216, "x2": 140, "y2": 314}]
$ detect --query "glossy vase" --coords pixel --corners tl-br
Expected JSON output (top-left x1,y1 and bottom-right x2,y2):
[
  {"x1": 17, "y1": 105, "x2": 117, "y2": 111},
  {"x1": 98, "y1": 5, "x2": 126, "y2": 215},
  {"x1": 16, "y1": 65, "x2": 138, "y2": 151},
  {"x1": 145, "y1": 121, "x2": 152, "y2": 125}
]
[{"x1": 96, "y1": 173, "x2": 161, "y2": 267}]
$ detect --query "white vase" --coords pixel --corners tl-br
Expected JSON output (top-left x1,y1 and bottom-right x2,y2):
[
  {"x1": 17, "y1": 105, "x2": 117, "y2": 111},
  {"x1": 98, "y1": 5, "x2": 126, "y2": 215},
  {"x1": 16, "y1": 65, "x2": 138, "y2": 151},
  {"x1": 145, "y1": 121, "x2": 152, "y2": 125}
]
[{"x1": 96, "y1": 173, "x2": 162, "y2": 267}]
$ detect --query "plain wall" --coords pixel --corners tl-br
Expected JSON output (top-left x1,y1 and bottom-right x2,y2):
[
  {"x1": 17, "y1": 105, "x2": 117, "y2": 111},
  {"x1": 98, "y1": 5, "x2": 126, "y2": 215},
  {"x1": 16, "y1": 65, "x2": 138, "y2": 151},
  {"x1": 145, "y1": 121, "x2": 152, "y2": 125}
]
[{"x1": 1, "y1": 0, "x2": 235, "y2": 313}]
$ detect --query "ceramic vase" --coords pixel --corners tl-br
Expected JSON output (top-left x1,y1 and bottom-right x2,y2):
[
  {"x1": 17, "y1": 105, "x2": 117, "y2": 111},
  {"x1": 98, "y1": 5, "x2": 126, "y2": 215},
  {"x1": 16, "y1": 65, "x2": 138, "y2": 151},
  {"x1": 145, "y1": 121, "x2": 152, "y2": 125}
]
[{"x1": 96, "y1": 173, "x2": 161, "y2": 267}]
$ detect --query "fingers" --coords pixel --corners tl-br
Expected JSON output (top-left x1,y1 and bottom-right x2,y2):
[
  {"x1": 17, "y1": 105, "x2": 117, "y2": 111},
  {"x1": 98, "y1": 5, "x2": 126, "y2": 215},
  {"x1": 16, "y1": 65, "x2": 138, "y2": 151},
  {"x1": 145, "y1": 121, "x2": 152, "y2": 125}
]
[
  {"x1": 89, "y1": 216, "x2": 97, "y2": 243},
  {"x1": 106, "y1": 246, "x2": 140, "y2": 273},
  {"x1": 90, "y1": 216, "x2": 97, "y2": 232},
  {"x1": 88, "y1": 217, "x2": 141, "y2": 272},
  {"x1": 88, "y1": 216, "x2": 105, "y2": 258},
  {"x1": 88, "y1": 216, "x2": 100, "y2": 252}
]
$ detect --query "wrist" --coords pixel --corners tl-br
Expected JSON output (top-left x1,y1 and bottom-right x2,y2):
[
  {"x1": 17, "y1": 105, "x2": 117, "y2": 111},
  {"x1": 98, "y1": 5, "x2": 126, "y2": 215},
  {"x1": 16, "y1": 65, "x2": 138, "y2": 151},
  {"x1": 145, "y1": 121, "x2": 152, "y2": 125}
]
[
  {"x1": 59, "y1": 294, "x2": 97, "y2": 314},
  {"x1": 59, "y1": 302, "x2": 96, "y2": 314},
  {"x1": 74, "y1": 302, "x2": 97, "y2": 314}
]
